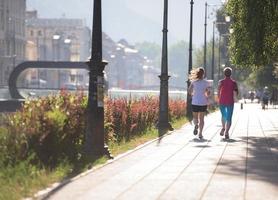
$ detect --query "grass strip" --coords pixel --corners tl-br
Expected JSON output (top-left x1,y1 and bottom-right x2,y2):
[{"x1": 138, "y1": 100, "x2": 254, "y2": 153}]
[{"x1": 0, "y1": 117, "x2": 187, "y2": 200}]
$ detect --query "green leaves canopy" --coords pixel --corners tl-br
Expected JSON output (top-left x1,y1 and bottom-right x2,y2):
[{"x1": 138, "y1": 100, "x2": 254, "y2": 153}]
[{"x1": 227, "y1": 0, "x2": 278, "y2": 67}]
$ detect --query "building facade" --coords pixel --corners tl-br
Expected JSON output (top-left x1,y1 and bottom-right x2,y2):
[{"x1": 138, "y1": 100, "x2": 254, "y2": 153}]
[
  {"x1": 25, "y1": 10, "x2": 91, "y2": 62},
  {"x1": 0, "y1": 0, "x2": 26, "y2": 86},
  {"x1": 25, "y1": 10, "x2": 91, "y2": 88},
  {"x1": 103, "y1": 37, "x2": 148, "y2": 90},
  {"x1": 0, "y1": 4, "x2": 158, "y2": 91}
]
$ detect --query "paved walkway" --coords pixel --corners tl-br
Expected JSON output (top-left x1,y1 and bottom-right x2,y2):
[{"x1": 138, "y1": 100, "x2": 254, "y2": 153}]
[{"x1": 45, "y1": 103, "x2": 278, "y2": 200}]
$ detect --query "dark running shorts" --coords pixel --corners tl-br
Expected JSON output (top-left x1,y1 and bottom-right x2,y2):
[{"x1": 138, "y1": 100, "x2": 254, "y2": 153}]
[{"x1": 192, "y1": 105, "x2": 207, "y2": 112}]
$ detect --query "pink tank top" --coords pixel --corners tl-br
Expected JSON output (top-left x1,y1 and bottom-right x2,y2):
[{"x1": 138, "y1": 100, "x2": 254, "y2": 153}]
[{"x1": 218, "y1": 77, "x2": 238, "y2": 105}]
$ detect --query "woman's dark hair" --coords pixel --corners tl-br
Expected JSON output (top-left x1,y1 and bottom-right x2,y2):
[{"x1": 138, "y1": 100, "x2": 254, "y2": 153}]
[
  {"x1": 196, "y1": 67, "x2": 205, "y2": 79},
  {"x1": 224, "y1": 67, "x2": 232, "y2": 77}
]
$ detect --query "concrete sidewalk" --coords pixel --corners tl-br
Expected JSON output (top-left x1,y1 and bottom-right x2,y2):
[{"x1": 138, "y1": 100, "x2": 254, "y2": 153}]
[{"x1": 45, "y1": 103, "x2": 278, "y2": 200}]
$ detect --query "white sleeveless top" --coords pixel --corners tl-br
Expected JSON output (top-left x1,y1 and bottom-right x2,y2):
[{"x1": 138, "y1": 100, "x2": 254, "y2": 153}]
[{"x1": 191, "y1": 79, "x2": 209, "y2": 106}]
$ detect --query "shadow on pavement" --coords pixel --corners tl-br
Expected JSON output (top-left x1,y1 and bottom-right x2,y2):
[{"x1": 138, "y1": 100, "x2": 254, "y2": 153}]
[
  {"x1": 218, "y1": 134, "x2": 278, "y2": 186},
  {"x1": 194, "y1": 144, "x2": 211, "y2": 148},
  {"x1": 190, "y1": 138, "x2": 211, "y2": 143},
  {"x1": 157, "y1": 129, "x2": 169, "y2": 145},
  {"x1": 220, "y1": 138, "x2": 238, "y2": 143}
]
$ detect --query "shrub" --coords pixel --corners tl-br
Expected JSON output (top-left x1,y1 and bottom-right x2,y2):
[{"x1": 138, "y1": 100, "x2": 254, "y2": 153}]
[
  {"x1": 0, "y1": 92, "x2": 186, "y2": 167},
  {"x1": 2, "y1": 91, "x2": 87, "y2": 167}
]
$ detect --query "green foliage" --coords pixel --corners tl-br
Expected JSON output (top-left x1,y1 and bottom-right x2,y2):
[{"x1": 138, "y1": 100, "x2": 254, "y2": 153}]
[
  {"x1": 0, "y1": 158, "x2": 73, "y2": 200},
  {"x1": 0, "y1": 92, "x2": 186, "y2": 168},
  {"x1": 136, "y1": 40, "x2": 192, "y2": 89},
  {"x1": 135, "y1": 41, "x2": 161, "y2": 69},
  {"x1": 246, "y1": 64, "x2": 278, "y2": 89},
  {"x1": 0, "y1": 93, "x2": 187, "y2": 199},
  {"x1": 169, "y1": 41, "x2": 189, "y2": 87},
  {"x1": 216, "y1": 6, "x2": 231, "y2": 35},
  {"x1": 105, "y1": 97, "x2": 186, "y2": 142},
  {"x1": 1, "y1": 90, "x2": 87, "y2": 167},
  {"x1": 227, "y1": 0, "x2": 278, "y2": 67},
  {"x1": 135, "y1": 41, "x2": 161, "y2": 60},
  {"x1": 194, "y1": 39, "x2": 222, "y2": 80}
]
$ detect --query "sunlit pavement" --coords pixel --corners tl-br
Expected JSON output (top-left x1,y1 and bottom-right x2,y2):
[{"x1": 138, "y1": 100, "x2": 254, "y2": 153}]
[{"x1": 45, "y1": 103, "x2": 278, "y2": 200}]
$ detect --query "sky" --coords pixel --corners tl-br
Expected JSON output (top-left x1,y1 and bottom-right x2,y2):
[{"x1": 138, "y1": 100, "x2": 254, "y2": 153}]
[
  {"x1": 124, "y1": 0, "x2": 225, "y2": 46},
  {"x1": 27, "y1": 0, "x2": 226, "y2": 47}
]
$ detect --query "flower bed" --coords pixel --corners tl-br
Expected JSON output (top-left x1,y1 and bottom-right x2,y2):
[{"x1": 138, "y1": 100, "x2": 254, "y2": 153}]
[{"x1": 0, "y1": 91, "x2": 186, "y2": 167}]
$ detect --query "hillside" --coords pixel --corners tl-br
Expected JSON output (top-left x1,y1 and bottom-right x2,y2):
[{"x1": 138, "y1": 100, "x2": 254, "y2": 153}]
[
  {"x1": 26, "y1": 0, "x2": 170, "y2": 44},
  {"x1": 27, "y1": 0, "x2": 224, "y2": 46}
]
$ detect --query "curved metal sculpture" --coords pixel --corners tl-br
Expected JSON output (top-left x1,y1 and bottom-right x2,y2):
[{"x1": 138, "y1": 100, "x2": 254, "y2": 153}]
[{"x1": 8, "y1": 61, "x2": 88, "y2": 99}]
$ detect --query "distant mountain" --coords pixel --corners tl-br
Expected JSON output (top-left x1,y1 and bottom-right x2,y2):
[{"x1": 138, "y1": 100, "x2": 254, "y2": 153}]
[
  {"x1": 27, "y1": 0, "x2": 224, "y2": 46},
  {"x1": 26, "y1": 0, "x2": 176, "y2": 45}
]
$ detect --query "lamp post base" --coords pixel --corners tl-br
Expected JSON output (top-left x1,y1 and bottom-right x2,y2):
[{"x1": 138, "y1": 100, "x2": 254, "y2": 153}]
[
  {"x1": 84, "y1": 145, "x2": 113, "y2": 159},
  {"x1": 157, "y1": 121, "x2": 174, "y2": 133}
]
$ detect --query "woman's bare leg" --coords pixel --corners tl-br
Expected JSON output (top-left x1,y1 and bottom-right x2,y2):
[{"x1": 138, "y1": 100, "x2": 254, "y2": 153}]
[
  {"x1": 222, "y1": 117, "x2": 225, "y2": 129},
  {"x1": 193, "y1": 112, "x2": 199, "y2": 126},
  {"x1": 198, "y1": 112, "x2": 205, "y2": 136},
  {"x1": 192, "y1": 112, "x2": 199, "y2": 135}
]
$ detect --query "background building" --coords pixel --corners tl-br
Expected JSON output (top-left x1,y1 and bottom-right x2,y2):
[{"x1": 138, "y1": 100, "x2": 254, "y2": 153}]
[
  {"x1": 25, "y1": 10, "x2": 91, "y2": 88},
  {"x1": 0, "y1": 4, "x2": 160, "y2": 91},
  {"x1": 0, "y1": 0, "x2": 26, "y2": 86},
  {"x1": 25, "y1": 10, "x2": 152, "y2": 90}
]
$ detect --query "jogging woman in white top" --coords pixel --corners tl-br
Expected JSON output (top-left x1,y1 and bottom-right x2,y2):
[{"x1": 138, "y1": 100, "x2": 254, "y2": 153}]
[{"x1": 188, "y1": 67, "x2": 210, "y2": 139}]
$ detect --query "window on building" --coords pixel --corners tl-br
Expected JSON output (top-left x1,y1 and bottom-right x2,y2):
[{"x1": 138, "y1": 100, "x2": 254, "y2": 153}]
[{"x1": 30, "y1": 30, "x2": 34, "y2": 36}]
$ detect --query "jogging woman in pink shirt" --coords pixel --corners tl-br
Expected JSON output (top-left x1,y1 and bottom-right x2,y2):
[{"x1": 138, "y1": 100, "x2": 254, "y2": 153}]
[
  {"x1": 188, "y1": 67, "x2": 210, "y2": 139},
  {"x1": 218, "y1": 67, "x2": 239, "y2": 139}
]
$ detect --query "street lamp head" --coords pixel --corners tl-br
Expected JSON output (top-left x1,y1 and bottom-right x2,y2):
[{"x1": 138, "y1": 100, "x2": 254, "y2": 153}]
[
  {"x1": 53, "y1": 35, "x2": 60, "y2": 40},
  {"x1": 225, "y1": 16, "x2": 231, "y2": 22},
  {"x1": 64, "y1": 38, "x2": 71, "y2": 44}
]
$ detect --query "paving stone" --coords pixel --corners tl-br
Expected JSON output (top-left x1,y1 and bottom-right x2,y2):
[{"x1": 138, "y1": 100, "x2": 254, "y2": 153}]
[{"x1": 45, "y1": 104, "x2": 278, "y2": 200}]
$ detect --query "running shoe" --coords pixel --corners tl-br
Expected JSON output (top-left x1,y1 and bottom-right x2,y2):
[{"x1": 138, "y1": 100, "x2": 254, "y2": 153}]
[
  {"x1": 220, "y1": 128, "x2": 225, "y2": 136},
  {"x1": 193, "y1": 125, "x2": 198, "y2": 135}
]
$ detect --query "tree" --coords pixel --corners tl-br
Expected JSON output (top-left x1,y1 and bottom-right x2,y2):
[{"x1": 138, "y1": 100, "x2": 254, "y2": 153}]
[
  {"x1": 168, "y1": 41, "x2": 189, "y2": 88},
  {"x1": 193, "y1": 39, "x2": 221, "y2": 81},
  {"x1": 246, "y1": 64, "x2": 278, "y2": 90},
  {"x1": 135, "y1": 42, "x2": 161, "y2": 64},
  {"x1": 225, "y1": 0, "x2": 278, "y2": 92},
  {"x1": 135, "y1": 41, "x2": 162, "y2": 72},
  {"x1": 226, "y1": 0, "x2": 278, "y2": 67}
]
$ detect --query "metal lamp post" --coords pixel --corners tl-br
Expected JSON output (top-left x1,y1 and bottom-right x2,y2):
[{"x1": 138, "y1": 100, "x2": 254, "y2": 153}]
[
  {"x1": 216, "y1": 16, "x2": 231, "y2": 80},
  {"x1": 203, "y1": 2, "x2": 208, "y2": 73},
  {"x1": 52, "y1": 34, "x2": 61, "y2": 88},
  {"x1": 158, "y1": 0, "x2": 172, "y2": 133},
  {"x1": 186, "y1": 0, "x2": 194, "y2": 119},
  {"x1": 218, "y1": 33, "x2": 221, "y2": 82},
  {"x1": 211, "y1": 21, "x2": 215, "y2": 80},
  {"x1": 85, "y1": 0, "x2": 112, "y2": 158}
]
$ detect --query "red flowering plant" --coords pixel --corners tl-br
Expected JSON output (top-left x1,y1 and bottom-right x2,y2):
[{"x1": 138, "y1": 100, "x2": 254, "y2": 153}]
[
  {"x1": 169, "y1": 99, "x2": 186, "y2": 121},
  {"x1": 3, "y1": 90, "x2": 87, "y2": 166},
  {"x1": 0, "y1": 91, "x2": 186, "y2": 167}
]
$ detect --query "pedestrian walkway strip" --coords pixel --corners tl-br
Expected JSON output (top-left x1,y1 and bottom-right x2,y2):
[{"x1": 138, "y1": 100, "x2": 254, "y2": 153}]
[{"x1": 44, "y1": 104, "x2": 278, "y2": 200}]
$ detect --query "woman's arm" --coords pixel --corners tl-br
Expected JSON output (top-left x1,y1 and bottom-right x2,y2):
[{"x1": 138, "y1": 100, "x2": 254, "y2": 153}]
[
  {"x1": 205, "y1": 88, "x2": 211, "y2": 97},
  {"x1": 217, "y1": 80, "x2": 222, "y2": 100}
]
